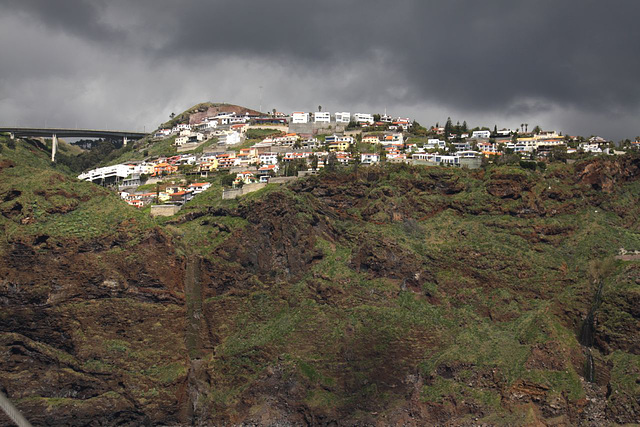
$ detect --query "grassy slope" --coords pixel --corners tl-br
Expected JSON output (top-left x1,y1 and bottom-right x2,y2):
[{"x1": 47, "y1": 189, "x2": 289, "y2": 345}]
[
  {"x1": 2, "y1": 134, "x2": 638, "y2": 423},
  {"x1": 170, "y1": 162, "x2": 640, "y2": 423},
  {"x1": 0, "y1": 136, "x2": 188, "y2": 423},
  {"x1": 0, "y1": 136, "x2": 156, "y2": 246}
]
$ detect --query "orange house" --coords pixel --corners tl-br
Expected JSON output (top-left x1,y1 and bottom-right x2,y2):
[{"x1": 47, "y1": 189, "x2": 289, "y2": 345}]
[{"x1": 152, "y1": 162, "x2": 178, "y2": 176}]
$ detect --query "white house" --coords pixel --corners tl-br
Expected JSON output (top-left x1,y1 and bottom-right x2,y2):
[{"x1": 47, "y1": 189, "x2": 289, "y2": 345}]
[
  {"x1": 456, "y1": 150, "x2": 481, "y2": 158},
  {"x1": 259, "y1": 152, "x2": 279, "y2": 165},
  {"x1": 353, "y1": 113, "x2": 374, "y2": 125},
  {"x1": 381, "y1": 133, "x2": 404, "y2": 145},
  {"x1": 425, "y1": 139, "x2": 446, "y2": 150},
  {"x1": 218, "y1": 130, "x2": 241, "y2": 145},
  {"x1": 188, "y1": 182, "x2": 212, "y2": 194},
  {"x1": 361, "y1": 153, "x2": 380, "y2": 164},
  {"x1": 175, "y1": 132, "x2": 206, "y2": 146},
  {"x1": 258, "y1": 164, "x2": 279, "y2": 182},
  {"x1": 324, "y1": 134, "x2": 354, "y2": 144},
  {"x1": 472, "y1": 130, "x2": 491, "y2": 139},
  {"x1": 314, "y1": 112, "x2": 331, "y2": 123},
  {"x1": 291, "y1": 112, "x2": 309, "y2": 123},
  {"x1": 78, "y1": 164, "x2": 133, "y2": 182},
  {"x1": 536, "y1": 130, "x2": 560, "y2": 139},
  {"x1": 172, "y1": 123, "x2": 191, "y2": 133},
  {"x1": 579, "y1": 143, "x2": 603, "y2": 153},
  {"x1": 335, "y1": 112, "x2": 351, "y2": 123},
  {"x1": 198, "y1": 120, "x2": 218, "y2": 130},
  {"x1": 154, "y1": 129, "x2": 172, "y2": 138},
  {"x1": 131, "y1": 163, "x2": 155, "y2": 175}
]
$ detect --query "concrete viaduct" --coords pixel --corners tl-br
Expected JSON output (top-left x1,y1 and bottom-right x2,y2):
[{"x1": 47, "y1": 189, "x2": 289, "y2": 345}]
[{"x1": 0, "y1": 127, "x2": 148, "y2": 162}]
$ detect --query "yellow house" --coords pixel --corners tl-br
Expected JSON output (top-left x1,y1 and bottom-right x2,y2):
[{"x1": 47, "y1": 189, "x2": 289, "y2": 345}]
[
  {"x1": 329, "y1": 141, "x2": 351, "y2": 152},
  {"x1": 198, "y1": 157, "x2": 219, "y2": 173},
  {"x1": 362, "y1": 135, "x2": 380, "y2": 144}
]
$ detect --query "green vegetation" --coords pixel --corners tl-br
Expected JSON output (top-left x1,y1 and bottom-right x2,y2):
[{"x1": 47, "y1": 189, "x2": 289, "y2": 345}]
[
  {"x1": 164, "y1": 159, "x2": 640, "y2": 422},
  {"x1": 2, "y1": 133, "x2": 640, "y2": 424},
  {"x1": 245, "y1": 128, "x2": 283, "y2": 140}
]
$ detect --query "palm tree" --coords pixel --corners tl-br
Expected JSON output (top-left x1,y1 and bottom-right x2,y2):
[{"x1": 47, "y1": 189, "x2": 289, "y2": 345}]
[{"x1": 525, "y1": 123, "x2": 529, "y2": 133}]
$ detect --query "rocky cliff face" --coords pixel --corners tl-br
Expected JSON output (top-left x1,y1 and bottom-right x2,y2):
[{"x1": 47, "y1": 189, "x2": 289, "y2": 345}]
[{"x1": 1, "y1": 140, "x2": 639, "y2": 425}]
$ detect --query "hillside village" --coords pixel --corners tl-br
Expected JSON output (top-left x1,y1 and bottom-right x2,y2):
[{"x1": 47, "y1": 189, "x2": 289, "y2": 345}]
[{"x1": 76, "y1": 106, "x2": 640, "y2": 212}]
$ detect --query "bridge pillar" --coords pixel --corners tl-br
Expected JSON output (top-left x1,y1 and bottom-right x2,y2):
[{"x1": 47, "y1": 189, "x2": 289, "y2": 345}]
[
  {"x1": 51, "y1": 134, "x2": 58, "y2": 162},
  {"x1": 123, "y1": 136, "x2": 128, "y2": 146}
]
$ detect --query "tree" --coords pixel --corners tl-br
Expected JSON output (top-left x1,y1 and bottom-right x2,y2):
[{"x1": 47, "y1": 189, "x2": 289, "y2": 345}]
[
  {"x1": 462, "y1": 121, "x2": 468, "y2": 132},
  {"x1": 524, "y1": 123, "x2": 529, "y2": 133},
  {"x1": 170, "y1": 112, "x2": 176, "y2": 119},
  {"x1": 548, "y1": 145, "x2": 568, "y2": 163},
  {"x1": 373, "y1": 114, "x2": 381, "y2": 122},
  {"x1": 220, "y1": 173, "x2": 235, "y2": 187},
  {"x1": 350, "y1": 140, "x2": 359, "y2": 158},
  {"x1": 318, "y1": 105, "x2": 322, "y2": 112},
  {"x1": 532, "y1": 125, "x2": 542, "y2": 135},
  {"x1": 493, "y1": 125, "x2": 497, "y2": 135},
  {"x1": 412, "y1": 120, "x2": 428, "y2": 136},
  {"x1": 310, "y1": 154, "x2": 319, "y2": 170},
  {"x1": 377, "y1": 143, "x2": 387, "y2": 163},
  {"x1": 444, "y1": 117, "x2": 453, "y2": 137},
  {"x1": 272, "y1": 108, "x2": 277, "y2": 116},
  {"x1": 325, "y1": 152, "x2": 338, "y2": 172}
]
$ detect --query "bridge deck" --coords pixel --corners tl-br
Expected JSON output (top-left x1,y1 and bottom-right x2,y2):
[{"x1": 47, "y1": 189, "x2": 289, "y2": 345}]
[{"x1": 0, "y1": 127, "x2": 148, "y2": 139}]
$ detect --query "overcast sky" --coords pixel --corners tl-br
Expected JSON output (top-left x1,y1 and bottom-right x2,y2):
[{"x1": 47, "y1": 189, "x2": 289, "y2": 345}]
[{"x1": 1, "y1": 0, "x2": 639, "y2": 140}]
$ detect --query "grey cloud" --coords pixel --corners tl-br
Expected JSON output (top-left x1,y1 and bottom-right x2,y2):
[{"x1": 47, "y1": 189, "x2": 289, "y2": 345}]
[{"x1": 0, "y1": 0, "x2": 639, "y2": 139}]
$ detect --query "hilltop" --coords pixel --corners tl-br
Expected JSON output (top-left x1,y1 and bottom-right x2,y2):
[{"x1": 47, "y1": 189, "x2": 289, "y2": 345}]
[
  {"x1": 86, "y1": 102, "x2": 263, "y2": 167},
  {"x1": 160, "y1": 102, "x2": 263, "y2": 129},
  {"x1": 0, "y1": 135, "x2": 639, "y2": 425}
]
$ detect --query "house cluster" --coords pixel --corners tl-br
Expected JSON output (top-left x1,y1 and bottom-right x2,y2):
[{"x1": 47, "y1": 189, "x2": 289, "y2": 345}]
[
  {"x1": 75, "y1": 101, "x2": 634, "y2": 212},
  {"x1": 290, "y1": 111, "x2": 413, "y2": 130},
  {"x1": 120, "y1": 182, "x2": 211, "y2": 208},
  {"x1": 154, "y1": 112, "x2": 252, "y2": 148}
]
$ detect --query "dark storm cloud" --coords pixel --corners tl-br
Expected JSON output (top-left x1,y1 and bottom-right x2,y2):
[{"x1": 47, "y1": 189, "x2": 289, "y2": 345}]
[
  {"x1": 3, "y1": 0, "x2": 123, "y2": 43},
  {"x1": 1, "y1": 0, "x2": 639, "y2": 138}
]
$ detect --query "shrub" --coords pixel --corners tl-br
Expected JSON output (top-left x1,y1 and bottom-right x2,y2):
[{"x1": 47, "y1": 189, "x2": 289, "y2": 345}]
[{"x1": 519, "y1": 160, "x2": 537, "y2": 170}]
